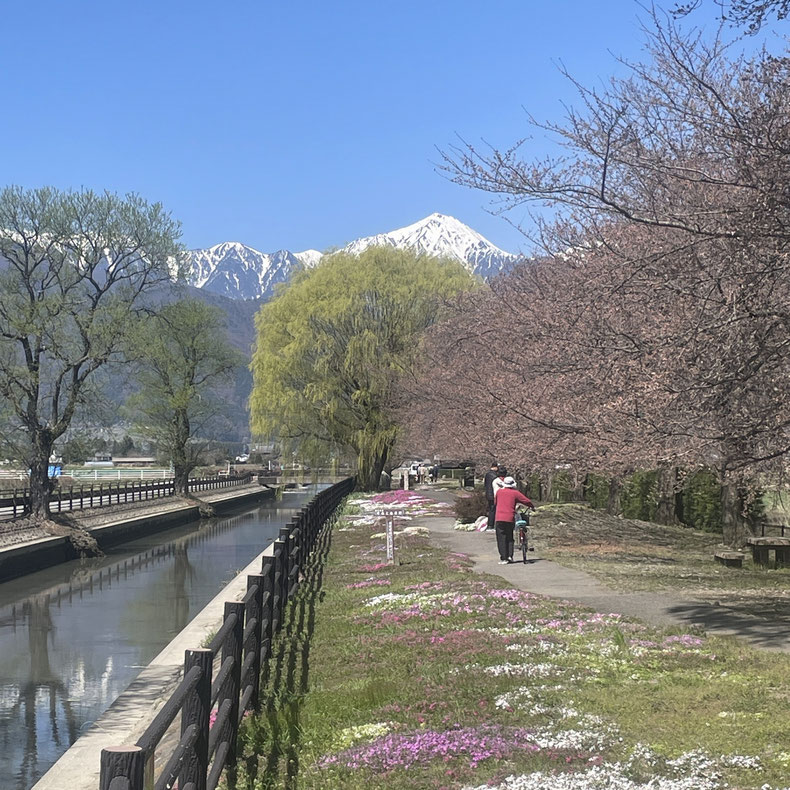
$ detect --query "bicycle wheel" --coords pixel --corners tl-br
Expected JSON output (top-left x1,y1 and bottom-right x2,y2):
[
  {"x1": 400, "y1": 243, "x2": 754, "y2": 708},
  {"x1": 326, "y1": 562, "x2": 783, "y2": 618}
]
[{"x1": 521, "y1": 527, "x2": 528, "y2": 563}]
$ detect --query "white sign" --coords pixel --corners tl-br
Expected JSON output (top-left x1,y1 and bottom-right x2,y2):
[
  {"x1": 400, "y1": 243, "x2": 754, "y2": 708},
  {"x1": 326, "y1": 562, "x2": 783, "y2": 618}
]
[
  {"x1": 385, "y1": 517, "x2": 395, "y2": 563},
  {"x1": 374, "y1": 509, "x2": 405, "y2": 565}
]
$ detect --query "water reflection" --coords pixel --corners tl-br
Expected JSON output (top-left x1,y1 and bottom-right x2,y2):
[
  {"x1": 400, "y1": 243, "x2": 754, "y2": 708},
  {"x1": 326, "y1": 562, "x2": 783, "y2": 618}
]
[
  {"x1": 0, "y1": 489, "x2": 316, "y2": 789},
  {"x1": 0, "y1": 597, "x2": 80, "y2": 790}
]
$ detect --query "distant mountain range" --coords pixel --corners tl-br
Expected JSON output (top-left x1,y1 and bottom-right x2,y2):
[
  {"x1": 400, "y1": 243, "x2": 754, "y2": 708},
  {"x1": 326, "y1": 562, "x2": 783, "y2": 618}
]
[{"x1": 185, "y1": 213, "x2": 521, "y2": 301}]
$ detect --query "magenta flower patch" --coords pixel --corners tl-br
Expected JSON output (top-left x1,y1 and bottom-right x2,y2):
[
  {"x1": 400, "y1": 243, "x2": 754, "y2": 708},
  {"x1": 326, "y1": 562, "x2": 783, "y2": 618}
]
[{"x1": 318, "y1": 725, "x2": 541, "y2": 771}]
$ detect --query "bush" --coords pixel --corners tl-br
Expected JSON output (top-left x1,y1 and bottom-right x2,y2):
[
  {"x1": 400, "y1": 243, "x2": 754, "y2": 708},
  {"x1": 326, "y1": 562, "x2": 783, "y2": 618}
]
[
  {"x1": 680, "y1": 468, "x2": 764, "y2": 534},
  {"x1": 681, "y1": 468, "x2": 720, "y2": 532},
  {"x1": 585, "y1": 474, "x2": 610, "y2": 510},
  {"x1": 622, "y1": 470, "x2": 659, "y2": 521},
  {"x1": 454, "y1": 487, "x2": 488, "y2": 523}
]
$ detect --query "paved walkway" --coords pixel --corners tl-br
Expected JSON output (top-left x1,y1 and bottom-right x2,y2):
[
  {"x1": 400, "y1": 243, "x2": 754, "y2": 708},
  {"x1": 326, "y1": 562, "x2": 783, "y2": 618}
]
[{"x1": 417, "y1": 486, "x2": 790, "y2": 653}]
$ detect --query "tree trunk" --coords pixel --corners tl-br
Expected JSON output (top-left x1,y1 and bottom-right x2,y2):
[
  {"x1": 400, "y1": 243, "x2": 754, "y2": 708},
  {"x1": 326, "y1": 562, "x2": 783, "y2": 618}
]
[
  {"x1": 606, "y1": 476, "x2": 622, "y2": 516},
  {"x1": 543, "y1": 471, "x2": 554, "y2": 503},
  {"x1": 674, "y1": 483, "x2": 685, "y2": 525},
  {"x1": 721, "y1": 476, "x2": 750, "y2": 547},
  {"x1": 357, "y1": 451, "x2": 388, "y2": 491},
  {"x1": 173, "y1": 411, "x2": 190, "y2": 496},
  {"x1": 29, "y1": 430, "x2": 54, "y2": 518},
  {"x1": 580, "y1": 473, "x2": 591, "y2": 503},
  {"x1": 174, "y1": 466, "x2": 190, "y2": 496},
  {"x1": 656, "y1": 465, "x2": 677, "y2": 525},
  {"x1": 573, "y1": 472, "x2": 587, "y2": 502}
]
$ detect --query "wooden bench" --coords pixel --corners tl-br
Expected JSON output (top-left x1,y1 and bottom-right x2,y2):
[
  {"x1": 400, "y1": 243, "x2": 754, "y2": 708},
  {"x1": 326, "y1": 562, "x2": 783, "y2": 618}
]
[
  {"x1": 714, "y1": 550, "x2": 745, "y2": 568},
  {"x1": 745, "y1": 537, "x2": 790, "y2": 569}
]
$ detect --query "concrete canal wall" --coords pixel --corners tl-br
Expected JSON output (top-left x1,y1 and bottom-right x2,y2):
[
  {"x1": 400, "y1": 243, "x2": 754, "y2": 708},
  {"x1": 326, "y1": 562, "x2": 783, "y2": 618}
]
[
  {"x1": 31, "y1": 538, "x2": 279, "y2": 790},
  {"x1": 0, "y1": 484, "x2": 279, "y2": 584}
]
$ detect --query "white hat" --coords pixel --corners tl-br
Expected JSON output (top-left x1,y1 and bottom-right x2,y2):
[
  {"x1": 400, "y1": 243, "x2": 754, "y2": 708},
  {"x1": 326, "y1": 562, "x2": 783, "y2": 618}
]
[{"x1": 503, "y1": 476, "x2": 517, "y2": 488}]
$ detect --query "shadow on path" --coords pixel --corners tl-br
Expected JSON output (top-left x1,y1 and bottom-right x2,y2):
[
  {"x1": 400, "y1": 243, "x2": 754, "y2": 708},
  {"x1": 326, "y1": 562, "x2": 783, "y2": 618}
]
[{"x1": 412, "y1": 484, "x2": 790, "y2": 653}]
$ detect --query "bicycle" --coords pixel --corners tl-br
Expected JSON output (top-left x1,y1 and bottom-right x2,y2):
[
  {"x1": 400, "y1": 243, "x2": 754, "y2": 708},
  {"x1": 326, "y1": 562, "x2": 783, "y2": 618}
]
[{"x1": 514, "y1": 508, "x2": 535, "y2": 563}]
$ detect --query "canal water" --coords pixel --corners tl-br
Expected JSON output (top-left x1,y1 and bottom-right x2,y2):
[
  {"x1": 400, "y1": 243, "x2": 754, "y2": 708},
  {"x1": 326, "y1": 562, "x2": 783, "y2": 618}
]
[{"x1": 0, "y1": 488, "x2": 319, "y2": 790}]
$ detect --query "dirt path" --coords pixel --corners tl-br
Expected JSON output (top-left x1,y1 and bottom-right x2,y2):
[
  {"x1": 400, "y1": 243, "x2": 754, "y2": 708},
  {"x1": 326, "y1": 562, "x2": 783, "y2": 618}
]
[{"x1": 415, "y1": 485, "x2": 790, "y2": 653}]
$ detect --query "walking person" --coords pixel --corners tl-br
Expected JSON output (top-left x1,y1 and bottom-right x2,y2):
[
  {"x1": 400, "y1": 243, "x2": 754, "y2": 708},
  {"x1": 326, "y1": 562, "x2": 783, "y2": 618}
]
[
  {"x1": 483, "y1": 462, "x2": 500, "y2": 531},
  {"x1": 492, "y1": 466, "x2": 508, "y2": 498},
  {"x1": 494, "y1": 476, "x2": 535, "y2": 564}
]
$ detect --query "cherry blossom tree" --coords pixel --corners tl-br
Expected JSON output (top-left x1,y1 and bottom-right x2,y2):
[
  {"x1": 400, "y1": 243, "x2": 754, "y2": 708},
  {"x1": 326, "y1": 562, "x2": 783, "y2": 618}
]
[{"x1": 421, "y1": 15, "x2": 790, "y2": 545}]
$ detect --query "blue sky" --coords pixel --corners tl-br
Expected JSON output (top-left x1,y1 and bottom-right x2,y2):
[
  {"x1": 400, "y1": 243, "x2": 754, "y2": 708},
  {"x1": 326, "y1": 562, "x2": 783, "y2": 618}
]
[{"x1": 0, "y1": 1, "x2": 778, "y2": 256}]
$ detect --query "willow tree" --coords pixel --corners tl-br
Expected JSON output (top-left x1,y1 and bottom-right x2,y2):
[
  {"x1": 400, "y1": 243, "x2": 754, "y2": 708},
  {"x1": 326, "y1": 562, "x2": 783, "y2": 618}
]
[{"x1": 249, "y1": 246, "x2": 473, "y2": 490}]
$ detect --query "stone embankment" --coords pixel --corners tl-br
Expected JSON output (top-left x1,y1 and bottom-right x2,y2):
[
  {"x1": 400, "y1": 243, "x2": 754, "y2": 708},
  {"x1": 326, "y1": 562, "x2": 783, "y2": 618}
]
[{"x1": 0, "y1": 482, "x2": 276, "y2": 583}]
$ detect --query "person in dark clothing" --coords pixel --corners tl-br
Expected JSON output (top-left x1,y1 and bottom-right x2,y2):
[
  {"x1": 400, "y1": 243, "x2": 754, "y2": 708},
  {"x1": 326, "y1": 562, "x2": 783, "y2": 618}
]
[
  {"x1": 483, "y1": 462, "x2": 500, "y2": 530},
  {"x1": 494, "y1": 476, "x2": 535, "y2": 563}
]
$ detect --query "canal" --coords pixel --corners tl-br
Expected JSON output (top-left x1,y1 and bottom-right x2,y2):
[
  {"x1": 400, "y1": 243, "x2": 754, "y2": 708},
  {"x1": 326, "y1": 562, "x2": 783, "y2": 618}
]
[{"x1": 0, "y1": 488, "x2": 320, "y2": 790}]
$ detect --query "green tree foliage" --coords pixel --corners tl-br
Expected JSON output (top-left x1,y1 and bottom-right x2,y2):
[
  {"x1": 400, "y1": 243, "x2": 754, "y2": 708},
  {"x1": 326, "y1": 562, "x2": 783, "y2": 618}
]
[
  {"x1": 126, "y1": 299, "x2": 244, "y2": 494},
  {"x1": 250, "y1": 247, "x2": 474, "y2": 490},
  {"x1": 0, "y1": 186, "x2": 182, "y2": 517},
  {"x1": 59, "y1": 433, "x2": 94, "y2": 465}
]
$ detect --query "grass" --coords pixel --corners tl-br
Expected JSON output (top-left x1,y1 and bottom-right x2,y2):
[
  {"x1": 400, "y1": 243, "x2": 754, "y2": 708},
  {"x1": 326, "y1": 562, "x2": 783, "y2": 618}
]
[
  {"x1": 227, "y1": 492, "x2": 790, "y2": 790},
  {"x1": 531, "y1": 503, "x2": 790, "y2": 622}
]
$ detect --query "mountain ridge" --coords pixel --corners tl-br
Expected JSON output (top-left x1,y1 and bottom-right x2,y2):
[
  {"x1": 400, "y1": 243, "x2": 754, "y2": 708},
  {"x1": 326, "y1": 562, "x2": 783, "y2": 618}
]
[{"x1": 185, "y1": 213, "x2": 520, "y2": 301}]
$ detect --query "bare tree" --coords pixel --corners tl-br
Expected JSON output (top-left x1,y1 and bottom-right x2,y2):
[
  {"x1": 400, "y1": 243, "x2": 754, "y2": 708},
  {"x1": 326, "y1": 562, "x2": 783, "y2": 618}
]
[{"x1": 674, "y1": 0, "x2": 790, "y2": 33}]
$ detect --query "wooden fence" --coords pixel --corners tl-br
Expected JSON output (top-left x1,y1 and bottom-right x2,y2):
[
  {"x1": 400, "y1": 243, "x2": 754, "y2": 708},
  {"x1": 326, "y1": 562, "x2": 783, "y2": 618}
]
[
  {"x1": 0, "y1": 473, "x2": 255, "y2": 519},
  {"x1": 98, "y1": 476, "x2": 355, "y2": 790}
]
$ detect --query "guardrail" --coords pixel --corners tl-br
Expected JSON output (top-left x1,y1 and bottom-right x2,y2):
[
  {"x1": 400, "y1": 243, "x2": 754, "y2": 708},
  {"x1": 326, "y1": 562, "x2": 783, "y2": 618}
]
[
  {"x1": 0, "y1": 474, "x2": 255, "y2": 519},
  {"x1": 98, "y1": 476, "x2": 355, "y2": 790},
  {"x1": 65, "y1": 468, "x2": 174, "y2": 481}
]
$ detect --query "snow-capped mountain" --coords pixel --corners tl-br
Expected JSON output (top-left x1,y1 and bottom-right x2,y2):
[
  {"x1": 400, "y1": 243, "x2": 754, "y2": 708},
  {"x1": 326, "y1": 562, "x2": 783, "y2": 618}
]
[
  {"x1": 186, "y1": 214, "x2": 519, "y2": 300},
  {"x1": 186, "y1": 242, "x2": 321, "y2": 301},
  {"x1": 341, "y1": 213, "x2": 519, "y2": 280}
]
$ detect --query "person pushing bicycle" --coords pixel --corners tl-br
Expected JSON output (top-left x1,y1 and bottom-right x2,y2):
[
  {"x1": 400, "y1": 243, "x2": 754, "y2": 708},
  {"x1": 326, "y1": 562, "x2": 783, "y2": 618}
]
[{"x1": 492, "y1": 476, "x2": 535, "y2": 564}]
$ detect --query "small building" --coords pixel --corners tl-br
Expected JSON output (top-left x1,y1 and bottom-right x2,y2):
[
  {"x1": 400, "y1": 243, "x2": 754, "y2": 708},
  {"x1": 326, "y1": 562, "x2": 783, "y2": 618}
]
[
  {"x1": 112, "y1": 456, "x2": 159, "y2": 468},
  {"x1": 84, "y1": 453, "x2": 113, "y2": 467}
]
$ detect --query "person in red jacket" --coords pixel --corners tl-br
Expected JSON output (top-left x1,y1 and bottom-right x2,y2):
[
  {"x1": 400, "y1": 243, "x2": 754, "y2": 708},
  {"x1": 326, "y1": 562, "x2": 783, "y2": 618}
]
[{"x1": 493, "y1": 476, "x2": 535, "y2": 564}]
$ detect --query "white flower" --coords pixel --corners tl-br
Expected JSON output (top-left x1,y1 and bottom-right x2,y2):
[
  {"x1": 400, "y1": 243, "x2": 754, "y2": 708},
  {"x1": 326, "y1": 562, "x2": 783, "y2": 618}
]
[
  {"x1": 724, "y1": 754, "x2": 762, "y2": 770},
  {"x1": 330, "y1": 721, "x2": 393, "y2": 751}
]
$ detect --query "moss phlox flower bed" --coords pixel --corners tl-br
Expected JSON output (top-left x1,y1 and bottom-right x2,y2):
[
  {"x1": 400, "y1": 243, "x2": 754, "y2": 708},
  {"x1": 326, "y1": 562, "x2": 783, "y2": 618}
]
[{"x1": 238, "y1": 492, "x2": 790, "y2": 790}]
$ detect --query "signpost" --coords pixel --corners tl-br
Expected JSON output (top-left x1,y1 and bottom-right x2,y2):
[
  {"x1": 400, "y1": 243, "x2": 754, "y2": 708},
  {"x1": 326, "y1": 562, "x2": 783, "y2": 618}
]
[{"x1": 375, "y1": 508, "x2": 405, "y2": 565}]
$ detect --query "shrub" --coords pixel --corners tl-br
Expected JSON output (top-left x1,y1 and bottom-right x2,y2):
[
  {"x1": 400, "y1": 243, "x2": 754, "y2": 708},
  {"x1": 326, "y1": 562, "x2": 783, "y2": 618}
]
[
  {"x1": 622, "y1": 469, "x2": 659, "y2": 521},
  {"x1": 681, "y1": 468, "x2": 721, "y2": 532},
  {"x1": 454, "y1": 487, "x2": 488, "y2": 523},
  {"x1": 585, "y1": 473, "x2": 610, "y2": 510}
]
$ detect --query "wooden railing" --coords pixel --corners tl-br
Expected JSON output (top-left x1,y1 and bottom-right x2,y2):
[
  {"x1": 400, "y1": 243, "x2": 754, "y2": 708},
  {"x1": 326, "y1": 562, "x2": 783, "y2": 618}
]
[
  {"x1": 760, "y1": 523, "x2": 788, "y2": 537},
  {"x1": 98, "y1": 477, "x2": 355, "y2": 790},
  {"x1": 0, "y1": 473, "x2": 255, "y2": 519}
]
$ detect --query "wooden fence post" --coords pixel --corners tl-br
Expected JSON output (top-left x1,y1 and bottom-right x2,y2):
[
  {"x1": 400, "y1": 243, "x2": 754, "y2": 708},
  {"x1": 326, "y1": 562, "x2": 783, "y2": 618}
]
[
  {"x1": 279, "y1": 526, "x2": 291, "y2": 606},
  {"x1": 246, "y1": 574, "x2": 265, "y2": 709},
  {"x1": 223, "y1": 601, "x2": 244, "y2": 765},
  {"x1": 288, "y1": 528, "x2": 300, "y2": 597},
  {"x1": 261, "y1": 556, "x2": 275, "y2": 662},
  {"x1": 181, "y1": 649, "x2": 212, "y2": 790},
  {"x1": 272, "y1": 541, "x2": 284, "y2": 634},
  {"x1": 100, "y1": 745, "x2": 146, "y2": 790}
]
